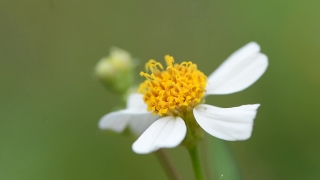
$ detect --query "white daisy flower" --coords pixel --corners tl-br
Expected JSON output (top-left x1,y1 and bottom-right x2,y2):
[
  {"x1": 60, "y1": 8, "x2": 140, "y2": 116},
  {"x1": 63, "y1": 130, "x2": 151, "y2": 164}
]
[
  {"x1": 131, "y1": 42, "x2": 268, "y2": 154},
  {"x1": 98, "y1": 93, "x2": 158, "y2": 135}
]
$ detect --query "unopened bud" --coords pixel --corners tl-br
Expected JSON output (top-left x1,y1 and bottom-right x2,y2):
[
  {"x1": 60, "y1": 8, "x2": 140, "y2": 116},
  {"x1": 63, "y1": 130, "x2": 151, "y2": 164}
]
[{"x1": 95, "y1": 47, "x2": 134, "y2": 94}]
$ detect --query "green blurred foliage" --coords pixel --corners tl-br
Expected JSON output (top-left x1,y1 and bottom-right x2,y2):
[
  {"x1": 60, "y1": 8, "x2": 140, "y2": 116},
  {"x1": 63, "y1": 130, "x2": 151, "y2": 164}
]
[{"x1": 1, "y1": 0, "x2": 320, "y2": 180}]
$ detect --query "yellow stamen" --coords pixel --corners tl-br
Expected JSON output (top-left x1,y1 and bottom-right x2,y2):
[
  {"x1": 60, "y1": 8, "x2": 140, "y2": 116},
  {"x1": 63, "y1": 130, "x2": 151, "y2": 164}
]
[{"x1": 139, "y1": 55, "x2": 207, "y2": 116}]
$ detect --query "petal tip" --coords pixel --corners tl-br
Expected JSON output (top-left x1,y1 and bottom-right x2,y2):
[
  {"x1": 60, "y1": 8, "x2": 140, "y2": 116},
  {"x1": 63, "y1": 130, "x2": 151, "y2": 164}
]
[
  {"x1": 248, "y1": 41, "x2": 260, "y2": 47},
  {"x1": 246, "y1": 41, "x2": 260, "y2": 52},
  {"x1": 98, "y1": 115, "x2": 108, "y2": 129},
  {"x1": 132, "y1": 142, "x2": 157, "y2": 154},
  {"x1": 259, "y1": 53, "x2": 269, "y2": 65},
  {"x1": 251, "y1": 104, "x2": 261, "y2": 109},
  {"x1": 97, "y1": 111, "x2": 131, "y2": 133}
]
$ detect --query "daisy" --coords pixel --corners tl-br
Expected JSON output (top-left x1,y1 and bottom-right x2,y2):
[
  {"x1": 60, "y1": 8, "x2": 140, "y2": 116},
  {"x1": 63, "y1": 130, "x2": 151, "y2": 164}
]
[{"x1": 132, "y1": 42, "x2": 268, "y2": 154}]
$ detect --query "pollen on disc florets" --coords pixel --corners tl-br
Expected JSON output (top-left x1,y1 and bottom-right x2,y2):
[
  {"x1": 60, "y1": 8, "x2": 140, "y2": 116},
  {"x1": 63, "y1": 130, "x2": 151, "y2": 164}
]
[{"x1": 138, "y1": 55, "x2": 207, "y2": 116}]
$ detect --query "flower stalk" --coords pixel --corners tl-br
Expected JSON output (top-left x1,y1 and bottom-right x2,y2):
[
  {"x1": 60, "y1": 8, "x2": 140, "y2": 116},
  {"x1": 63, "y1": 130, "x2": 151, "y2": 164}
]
[
  {"x1": 188, "y1": 146, "x2": 205, "y2": 180},
  {"x1": 155, "y1": 149, "x2": 181, "y2": 180}
]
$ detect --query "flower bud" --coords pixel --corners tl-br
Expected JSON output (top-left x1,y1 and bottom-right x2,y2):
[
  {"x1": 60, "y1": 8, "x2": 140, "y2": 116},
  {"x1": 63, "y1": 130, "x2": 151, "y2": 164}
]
[{"x1": 95, "y1": 47, "x2": 134, "y2": 94}]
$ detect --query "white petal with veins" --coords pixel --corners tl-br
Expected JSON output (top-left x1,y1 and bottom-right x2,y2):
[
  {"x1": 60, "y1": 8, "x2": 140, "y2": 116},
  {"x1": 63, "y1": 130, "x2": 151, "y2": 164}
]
[
  {"x1": 132, "y1": 116, "x2": 187, "y2": 154},
  {"x1": 98, "y1": 93, "x2": 151, "y2": 133},
  {"x1": 129, "y1": 114, "x2": 158, "y2": 135},
  {"x1": 98, "y1": 110, "x2": 150, "y2": 132},
  {"x1": 206, "y1": 42, "x2": 268, "y2": 95},
  {"x1": 193, "y1": 104, "x2": 260, "y2": 141}
]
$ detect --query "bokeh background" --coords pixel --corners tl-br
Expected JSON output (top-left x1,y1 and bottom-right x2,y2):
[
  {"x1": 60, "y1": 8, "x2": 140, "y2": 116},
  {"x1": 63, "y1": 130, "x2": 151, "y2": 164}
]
[{"x1": 1, "y1": 1, "x2": 320, "y2": 180}]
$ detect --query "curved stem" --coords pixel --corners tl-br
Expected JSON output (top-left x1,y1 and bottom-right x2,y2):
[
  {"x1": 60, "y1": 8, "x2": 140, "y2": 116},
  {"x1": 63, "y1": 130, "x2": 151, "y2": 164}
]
[
  {"x1": 188, "y1": 146, "x2": 205, "y2": 180},
  {"x1": 155, "y1": 149, "x2": 181, "y2": 180}
]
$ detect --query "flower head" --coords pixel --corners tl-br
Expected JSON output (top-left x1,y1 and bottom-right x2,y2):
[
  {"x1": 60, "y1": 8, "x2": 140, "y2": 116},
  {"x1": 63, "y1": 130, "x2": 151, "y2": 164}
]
[
  {"x1": 131, "y1": 42, "x2": 268, "y2": 154},
  {"x1": 139, "y1": 55, "x2": 207, "y2": 116}
]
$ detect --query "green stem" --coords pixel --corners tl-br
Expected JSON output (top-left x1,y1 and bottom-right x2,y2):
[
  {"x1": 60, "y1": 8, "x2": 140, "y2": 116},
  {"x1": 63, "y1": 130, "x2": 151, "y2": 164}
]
[
  {"x1": 188, "y1": 146, "x2": 205, "y2": 180},
  {"x1": 155, "y1": 149, "x2": 181, "y2": 180}
]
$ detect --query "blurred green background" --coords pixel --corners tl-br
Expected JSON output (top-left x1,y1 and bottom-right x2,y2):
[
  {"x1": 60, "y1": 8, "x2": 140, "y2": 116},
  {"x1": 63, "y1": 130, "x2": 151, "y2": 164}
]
[{"x1": 1, "y1": 0, "x2": 320, "y2": 180}]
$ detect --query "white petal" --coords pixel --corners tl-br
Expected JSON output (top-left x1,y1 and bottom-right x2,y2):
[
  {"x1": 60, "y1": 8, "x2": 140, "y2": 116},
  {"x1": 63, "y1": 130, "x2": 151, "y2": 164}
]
[
  {"x1": 126, "y1": 93, "x2": 148, "y2": 112},
  {"x1": 132, "y1": 116, "x2": 187, "y2": 154},
  {"x1": 98, "y1": 110, "x2": 150, "y2": 133},
  {"x1": 193, "y1": 104, "x2": 260, "y2": 141},
  {"x1": 98, "y1": 93, "x2": 150, "y2": 133},
  {"x1": 129, "y1": 114, "x2": 159, "y2": 135},
  {"x1": 206, "y1": 42, "x2": 268, "y2": 95}
]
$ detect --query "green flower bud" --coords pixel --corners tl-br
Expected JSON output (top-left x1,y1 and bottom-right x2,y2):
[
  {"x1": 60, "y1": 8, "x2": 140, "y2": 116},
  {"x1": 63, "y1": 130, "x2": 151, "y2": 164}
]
[{"x1": 95, "y1": 47, "x2": 134, "y2": 94}]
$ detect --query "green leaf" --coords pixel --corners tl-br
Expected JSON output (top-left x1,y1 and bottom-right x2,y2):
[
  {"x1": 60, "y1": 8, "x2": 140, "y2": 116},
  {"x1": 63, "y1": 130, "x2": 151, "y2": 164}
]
[{"x1": 208, "y1": 138, "x2": 243, "y2": 180}]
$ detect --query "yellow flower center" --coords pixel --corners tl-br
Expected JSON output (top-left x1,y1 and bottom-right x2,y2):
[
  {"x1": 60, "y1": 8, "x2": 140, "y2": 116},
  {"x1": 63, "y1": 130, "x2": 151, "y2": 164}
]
[{"x1": 138, "y1": 55, "x2": 207, "y2": 116}]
